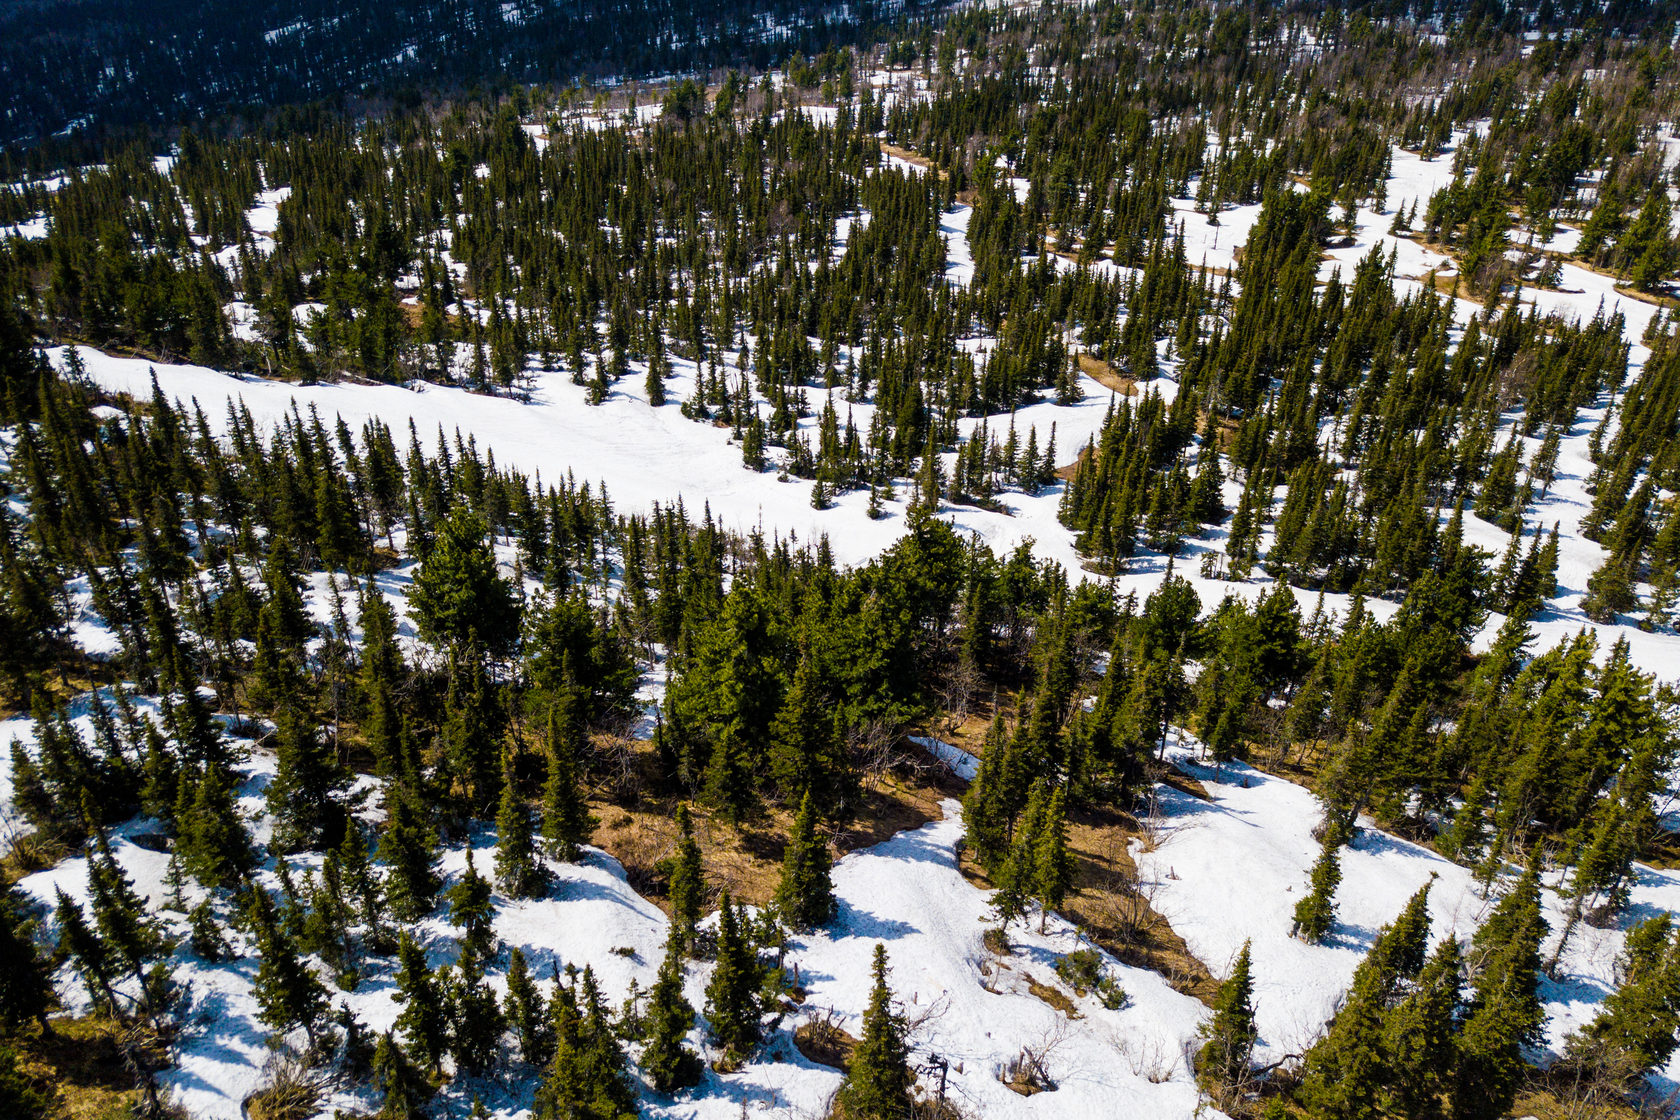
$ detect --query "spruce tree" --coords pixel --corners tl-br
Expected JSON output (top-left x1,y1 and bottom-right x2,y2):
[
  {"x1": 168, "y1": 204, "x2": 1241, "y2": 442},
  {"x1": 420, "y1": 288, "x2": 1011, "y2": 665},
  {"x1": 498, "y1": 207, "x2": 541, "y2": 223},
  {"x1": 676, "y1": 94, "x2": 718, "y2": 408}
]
[
  {"x1": 704, "y1": 892, "x2": 762, "y2": 1064},
  {"x1": 1032, "y1": 783, "x2": 1073, "y2": 933},
  {"x1": 495, "y1": 748, "x2": 543, "y2": 897},
  {"x1": 447, "y1": 851, "x2": 496, "y2": 963},
  {"x1": 775, "y1": 793, "x2": 836, "y2": 930},
  {"x1": 1292, "y1": 828, "x2": 1342, "y2": 943},
  {"x1": 1381, "y1": 936, "x2": 1462, "y2": 1120},
  {"x1": 371, "y1": 1029, "x2": 433, "y2": 1120},
  {"x1": 0, "y1": 889, "x2": 52, "y2": 1032},
  {"x1": 393, "y1": 933, "x2": 449, "y2": 1074},
  {"x1": 993, "y1": 780, "x2": 1049, "y2": 929},
  {"x1": 538, "y1": 967, "x2": 637, "y2": 1119},
  {"x1": 248, "y1": 887, "x2": 329, "y2": 1041},
  {"x1": 833, "y1": 944, "x2": 914, "y2": 1120},
  {"x1": 1566, "y1": 913, "x2": 1680, "y2": 1082},
  {"x1": 266, "y1": 705, "x2": 348, "y2": 852},
  {"x1": 379, "y1": 784, "x2": 441, "y2": 921},
  {"x1": 449, "y1": 944, "x2": 504, "y2": 1076},
  {"x1": 188, "y1": 899, "x2": 228, "y2": 962},
  {"x1": 642, "y1": 931, "x2": 702, "y2": 1093},
  {"x1": 1196, "y1": 940, "x2": 1257, "y2": 1101},
  {"x1": 175, "y1": 760, "x2": 253, "y2": 889},
  {"x1": 541, "y1": 702, "x2": 596, "y2": 861},
  {"x1": 85, "y1": 833, "x2": 167, "y2": 1015},
  {"x1": 54, "y1": 888, "x2": 116, "y2": 1013},
  {"x1": 667, "y1": 804, "x2": 704, "y2": 953},
  {"x1": 1454, "y1": 855, "x2": 1547, "y2": 1120},
  {"x1": 504, "y1": 946, "x2": 555, "y2": 1067}
]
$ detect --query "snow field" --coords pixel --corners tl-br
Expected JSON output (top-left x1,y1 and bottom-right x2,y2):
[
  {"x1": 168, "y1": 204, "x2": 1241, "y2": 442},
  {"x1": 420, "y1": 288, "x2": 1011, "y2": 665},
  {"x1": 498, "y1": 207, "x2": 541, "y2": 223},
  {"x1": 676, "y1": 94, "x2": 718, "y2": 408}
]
[{"x1": 1134, "y1": 734, "x2": 1680, "y2": 1095}]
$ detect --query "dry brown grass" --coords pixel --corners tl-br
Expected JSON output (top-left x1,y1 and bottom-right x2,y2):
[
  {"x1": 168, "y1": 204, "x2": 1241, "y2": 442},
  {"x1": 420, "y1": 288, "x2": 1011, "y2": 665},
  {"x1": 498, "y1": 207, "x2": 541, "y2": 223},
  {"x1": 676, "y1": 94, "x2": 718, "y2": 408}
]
[
  {"x1": 793, "y1": 1012, "x2": 859, "y2": 1072},
  {"x1": 1075, "y1": 352, "x2": 1137, "y2": 398},
  {"x1": 15, "y1": 1014, "x2": 171, "y2": 1120},
  {"x1": 1024, "y1": 974, "x2": 1081, "y2": 1019},
  {"x1": 585, "y1": 738, "x2": 962, "y2": 910},
  {"x1": 1511, "y1": 1087, "x2": 1644, "y2": 1120},
  {"x1": 957, "y1": 797, "x2": 1217, "y2": 1006}
]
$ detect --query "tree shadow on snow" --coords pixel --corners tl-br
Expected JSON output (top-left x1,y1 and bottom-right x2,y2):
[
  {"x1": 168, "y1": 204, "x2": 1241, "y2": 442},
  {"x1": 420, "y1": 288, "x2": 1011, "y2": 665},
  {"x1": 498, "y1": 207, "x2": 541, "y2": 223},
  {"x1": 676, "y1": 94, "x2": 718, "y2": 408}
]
[{"x1": 833, "y1": 897, "x2": 918, "y2": 942}]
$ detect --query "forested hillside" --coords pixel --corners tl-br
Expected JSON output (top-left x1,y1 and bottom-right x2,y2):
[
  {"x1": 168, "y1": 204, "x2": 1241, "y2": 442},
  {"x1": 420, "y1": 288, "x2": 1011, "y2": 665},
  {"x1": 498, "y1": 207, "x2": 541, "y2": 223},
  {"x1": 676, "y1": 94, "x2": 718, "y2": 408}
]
[{"x1": 2, "y1": 1, "x2": 1680, "y2": 1118}]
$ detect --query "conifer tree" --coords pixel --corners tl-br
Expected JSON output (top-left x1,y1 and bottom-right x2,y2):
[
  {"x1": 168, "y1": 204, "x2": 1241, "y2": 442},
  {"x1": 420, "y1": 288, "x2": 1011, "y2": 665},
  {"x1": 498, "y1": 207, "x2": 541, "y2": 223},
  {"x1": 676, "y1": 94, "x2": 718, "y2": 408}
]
[
  {"x1": 188, "y1": 899, "x2": 228, "y2": 962},
  {"x1": 768, "y1": 650, "x2": 854, "y2": 818},
  {"x1": 248, "y1": 887, "x2": 329, "y2": 1041},
  {"x1": 175, "y1": 761, "x2": 253, "y2": 889},
  {"x1": 447, "y1": 851, "x2": 496, "y2": 963},
  {"x1": 266, "y1": 705, "x2": 348, "y2": 852},
  {"x1": 704, "y1": 892, "x2": 762, "y2": 1064},
  {"x1": 371, "y1": 1029, "x2": 433, "y2": 1120},
  {"x1": 1566, "y1": 914, "x2": 1680, "y2": 1081},
  {"x1": 962, "y1": 713, "x2": 1014, "y2": 870},
  {"x1": 409, "y1": 506, "x2": 521, "y2": 657},
  {"x1": 642, "y1": 930, "x2": 702, "y2": 1093},
  {"x1": 833, "y1": 944, "x2": 914, "y2": 1120},
  {"x1": 667, "y1": 804, "x2": 704, "y2": 953},
  {"x1": 504, "y1": 946, "x2": 554, "y2": 1067},
  {"x1": 495, "y1": 748, "x2": 543, "y2": 897},
  {"x1": 380, "y1": 785, "x2": 441, "y2": 921},
  {"x1": 993, "y1": 779, "x2": 1049, "y2": 929},
  {"x1": 54, "y1": 888, "x2": 117, "y2": 1013},
  {"x1": 541, "y1": 702, "x2": 596, "y2": 860},
  {"x1": 393, "y1": 932, "x2": 450, "y2": 1074},
  {"x1": 0, "y1": 888, "x2": 53, "y2": 1032},
  {"x1": 1292, "y1": 828, "x2": 1342, "y2": 943},
  {"x1": 85, "y1": 833, "x2": 168, "y2": 1015},
  {"x1": 775, "y1": 793, "x2": 836, "y2": 930},
  {"x1": 1454, "y1": 855, "x2": 1546, "y2": 1120},
  {"x1": 449, "y1": 944, "x2": 504, "y2": 1076},
  {"x1": 1196, "y1": 940, "x2": 1257, "y2": 1101},
  {"x1": 537, "y1": 967, "x2": 637, "y2": 1119},
  {"x1": 1032, "y1": 783, "x2": 1073, "y2": 933},
  {"x1": 1381, "y1": 936, "x2": 1462, "y2": 1120}
]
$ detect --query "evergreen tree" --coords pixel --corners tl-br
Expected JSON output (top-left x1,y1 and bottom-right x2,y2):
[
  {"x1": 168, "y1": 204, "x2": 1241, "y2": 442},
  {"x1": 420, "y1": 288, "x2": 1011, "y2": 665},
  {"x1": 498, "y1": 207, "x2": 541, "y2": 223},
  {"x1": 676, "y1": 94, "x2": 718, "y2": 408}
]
[
  {"x1": 85, "y1": 833, "x2": 168, "y2": 1015},
  {"x1": 775, "y1": 793, "x2": 836, "y2": 930},
  {"x1": 704, "y1": 892, "x2": 762, "y2": 1064},
  {"x1": 380, "y1": 784, "x2": 441, "y2": 921},
  {"x1": 449, "y1": 944, "x2": 504, "y2": 1076},
  {"x1": 0, "y1": 889, "x2": 53, "y2": 1032},
  {"x1": 495, "y1": 748, "x2": 544, "y2": 897},
  {"x1": 371, "y1": 1029, "x2": 433, "y2": 1120},
  {"x1": 54, "y1": 888, "x2": 116, "y2": 1013},
  {"x1": 1032, "y1": 783, "x2": 1073, "y2": 933},
  {"x1": 1196, "y1": 940, "x2": 1257, "y2": 1101},
  {"x1": 993, "y1": 779, "x2": 1049, "y2": 930},
  {"x1": 541, "y1": 702, "x2": 596, "y2": 861},
  {"x1": 175, "y1": 761, "x2": 254, "y2": 889},
  {"x1": 248, "y1": 887, "x2": 329, "y2": 1041},
  {"x1": 537, "y1": 967, "x2": 637, "y2": 1119},
  {"x1": 409, "y1": 506, "x2": 522, "y2": 657},
  {"x1": 1566, "y1": 913, "x2": 1680, "y2": 1082},
  {"x1": 1292, "y1": 828, "x2": 1343, "y2": 943},
  {"x1": 504, "y1": 946, "x2": 555, "y2": 1067},
  {"x1": 642, "y1": 930, "x2": 702, "y2": 1093},
  {"x1": 393, "y1": 933, "x2": 449, "y2": 1073},
  {"x1": 447, "y1": 851, "x2": 496, "y2": 963},
  {"x1": 1381, "y1": 936, "x2": 1462, "y2": 1120},
  {"x1": 833, "y1": 944, "x2": 914, "y2": 1120},
  {"x1": 1453, "y1": 856, "x2": 1546, "y2": 1120},
  {"x1": 266, "y1": 705, "x2": 348, "y2": 852},
  {"x1": 667, "y1": 804, "x2": 704, "y2": 953}
]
